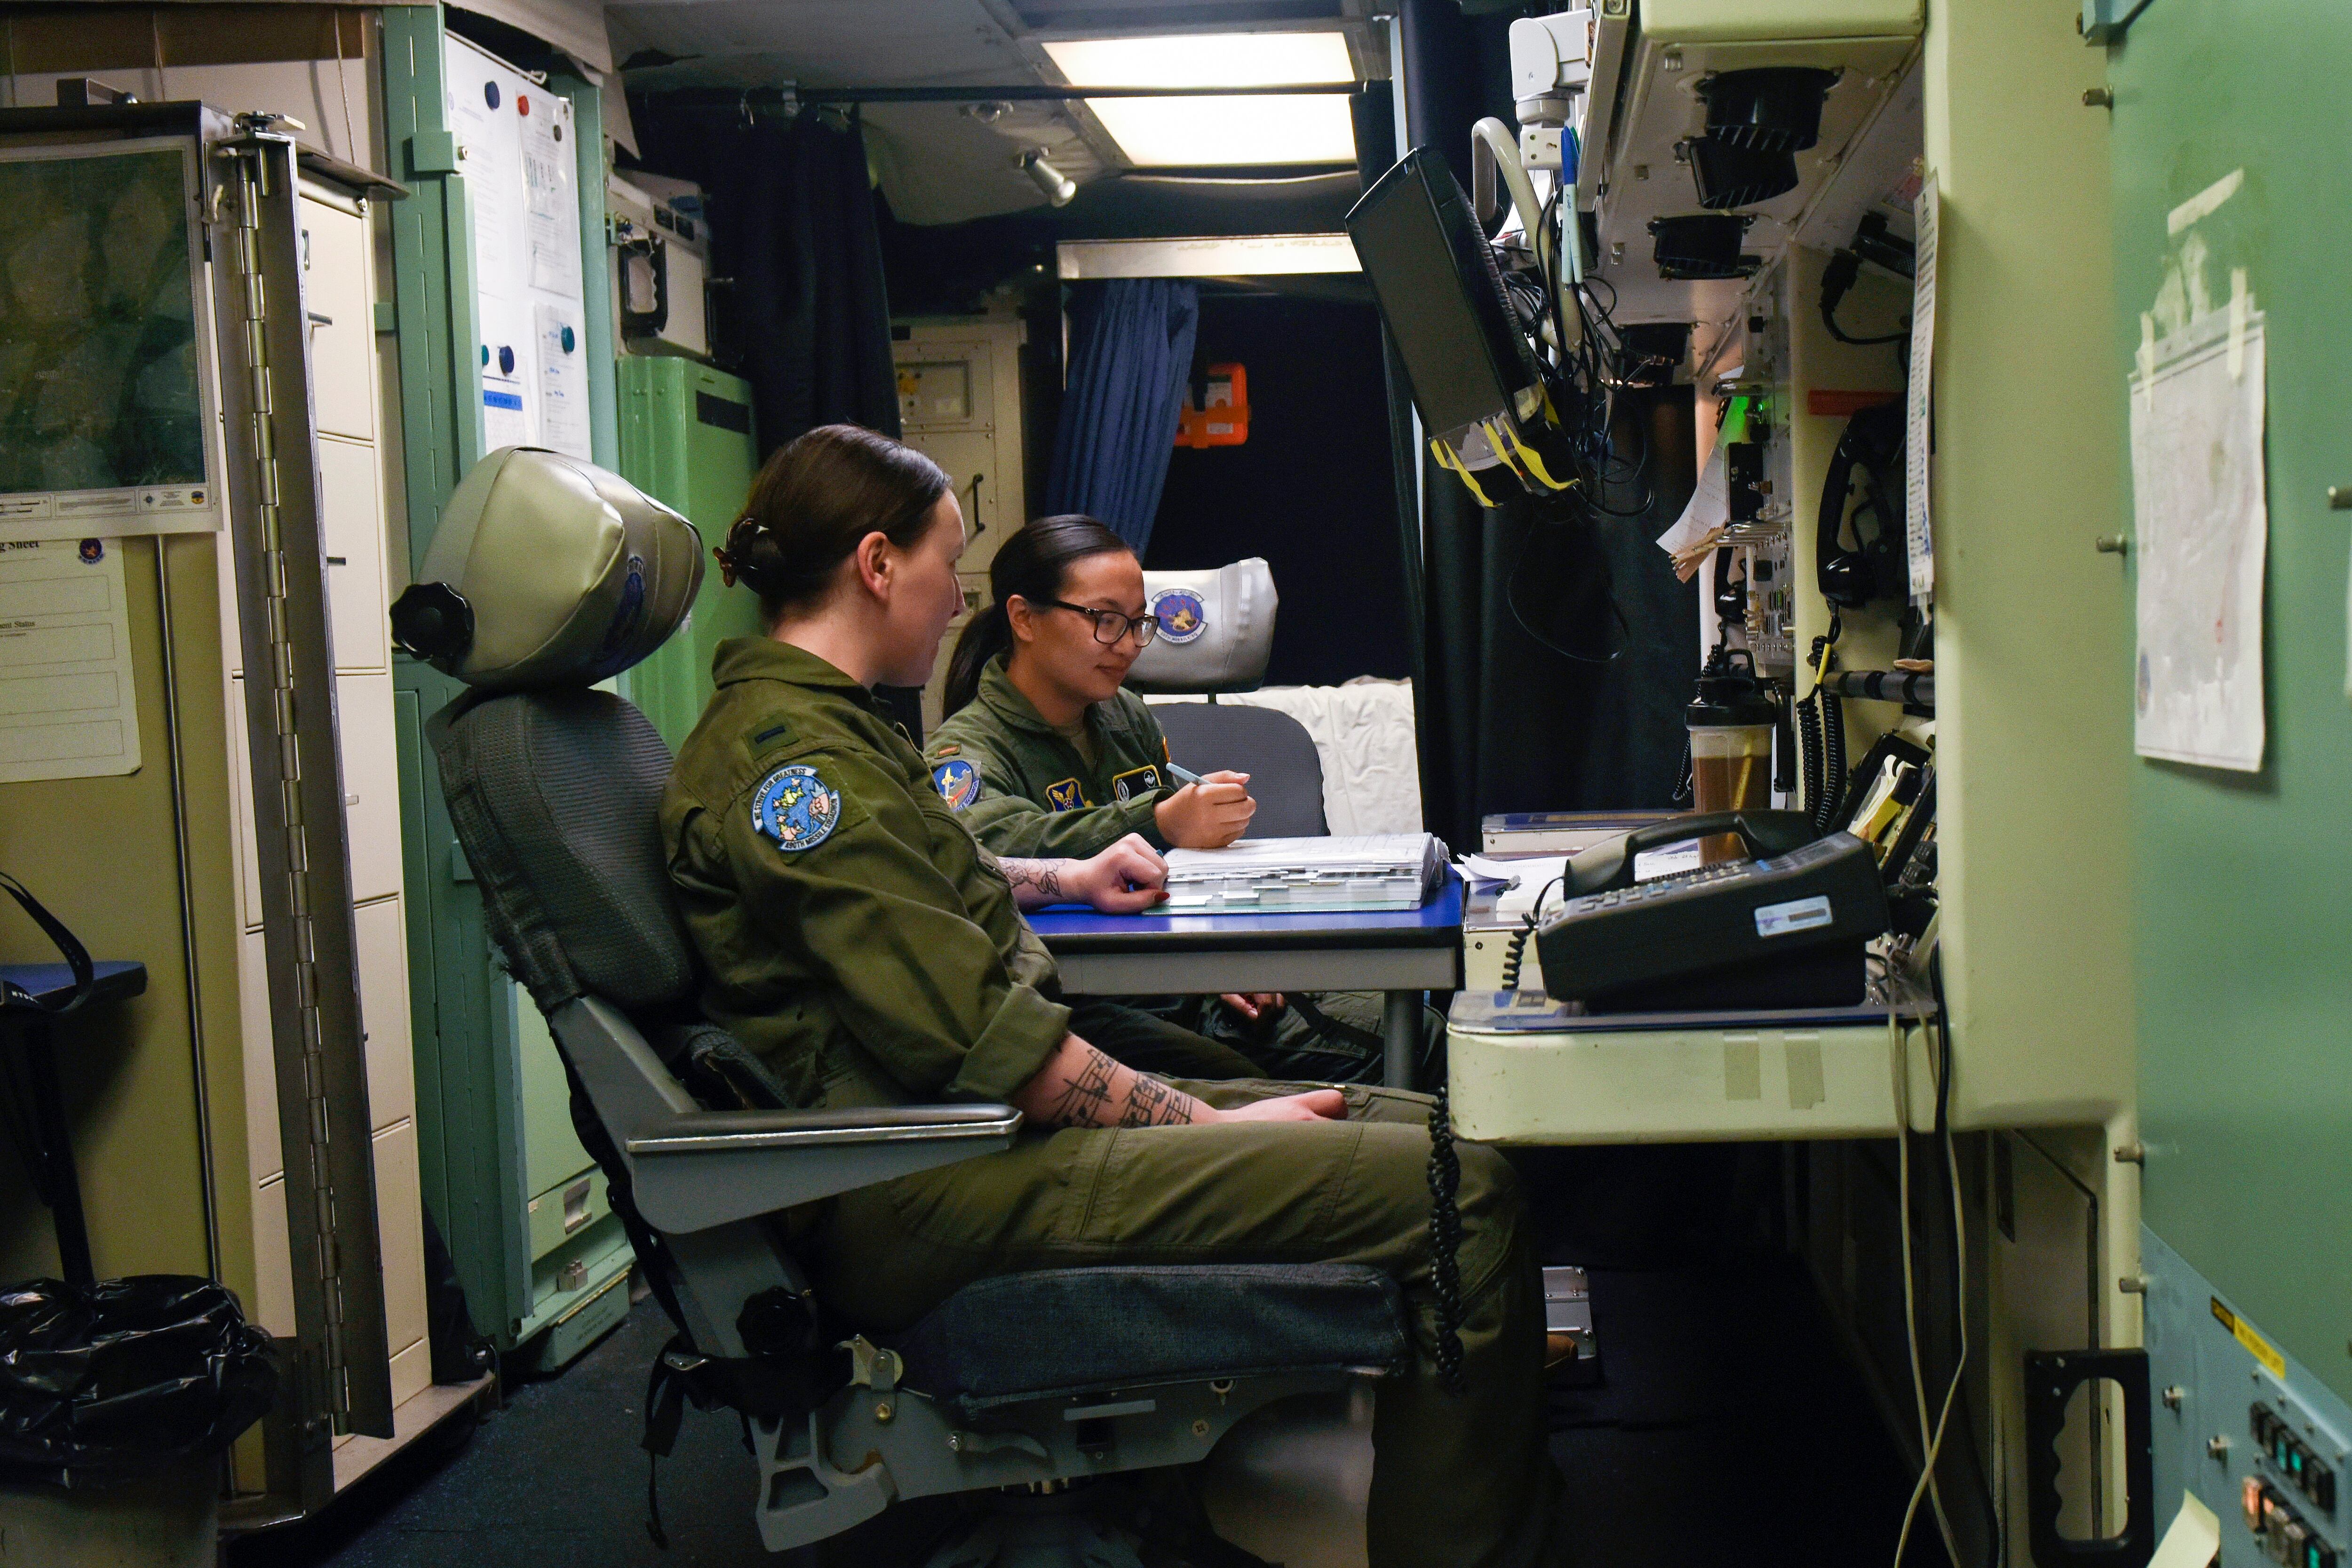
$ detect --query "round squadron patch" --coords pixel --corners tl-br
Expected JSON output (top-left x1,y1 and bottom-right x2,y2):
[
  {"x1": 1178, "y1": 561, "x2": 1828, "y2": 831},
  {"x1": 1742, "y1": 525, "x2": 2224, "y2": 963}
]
[
  {"x1": 1151, "y1": 587, "x2": 1208, "y2": 645},
  {"x1": 751, "y1": 764, "x2": 841, "y2": 852},
  {"x1": 931, "y1": 758, "x2": 981, "y2": 812}
]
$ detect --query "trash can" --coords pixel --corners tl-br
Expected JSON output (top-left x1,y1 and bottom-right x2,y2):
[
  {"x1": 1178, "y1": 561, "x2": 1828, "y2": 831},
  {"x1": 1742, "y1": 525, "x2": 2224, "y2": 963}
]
[{"x1": 0, "y1": 1275, "x2": 277, "y2": 1567}]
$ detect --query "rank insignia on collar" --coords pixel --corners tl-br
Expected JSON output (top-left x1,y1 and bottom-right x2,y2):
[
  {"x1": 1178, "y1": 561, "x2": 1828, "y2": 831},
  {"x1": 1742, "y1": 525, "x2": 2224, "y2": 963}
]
[
  {"x1": 932, "y1": 743, "x2": 961, "y2": 757},
  {"x1": 932, "y1": 758, "x2": 981, "y2": 811},
  {"x1": 1111, "y1": 764, "x2": 1163, "y2": 804},
  {"x1": 1044, "y1": 778, "x2": 1086, "y2": 812},
  {"x1": 752, "y1": 764, "x2": 841, "y2": 852}
]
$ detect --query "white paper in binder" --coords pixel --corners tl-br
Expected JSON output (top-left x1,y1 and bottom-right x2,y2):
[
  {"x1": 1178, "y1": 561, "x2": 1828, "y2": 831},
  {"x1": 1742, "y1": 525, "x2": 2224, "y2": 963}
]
[{"x1": 1161, "y1": 834, "x2": 1447, "y2": 913}]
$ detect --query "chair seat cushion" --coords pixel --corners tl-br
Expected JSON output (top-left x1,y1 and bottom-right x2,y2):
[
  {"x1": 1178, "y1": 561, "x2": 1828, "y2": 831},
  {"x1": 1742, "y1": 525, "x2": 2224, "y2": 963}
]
[{"x1": 893, "y1": 1263, "x2": 1406, "y2": 1415}]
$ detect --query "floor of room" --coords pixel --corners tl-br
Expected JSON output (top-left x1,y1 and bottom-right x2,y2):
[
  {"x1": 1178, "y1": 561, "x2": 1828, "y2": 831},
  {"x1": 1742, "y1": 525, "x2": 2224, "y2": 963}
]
[{"x1": 224, "y1": 1149, "x2": 1950, "y2": 1568}]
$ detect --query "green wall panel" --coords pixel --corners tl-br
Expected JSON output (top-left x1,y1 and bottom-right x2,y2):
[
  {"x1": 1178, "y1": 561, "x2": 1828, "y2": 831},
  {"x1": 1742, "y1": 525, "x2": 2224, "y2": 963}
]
[
  {"x1": 2109, "y1": 0, "x2": 2352, "y2": 1403},
  {"x1": 618, "y1": 356, "x2": 762, "y2": 748}
]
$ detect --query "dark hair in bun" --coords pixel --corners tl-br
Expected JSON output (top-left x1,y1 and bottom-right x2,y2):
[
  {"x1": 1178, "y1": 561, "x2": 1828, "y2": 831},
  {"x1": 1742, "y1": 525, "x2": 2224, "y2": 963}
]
[{"x1": 716, "y1": 423, "x2": 951, "y2": 626}]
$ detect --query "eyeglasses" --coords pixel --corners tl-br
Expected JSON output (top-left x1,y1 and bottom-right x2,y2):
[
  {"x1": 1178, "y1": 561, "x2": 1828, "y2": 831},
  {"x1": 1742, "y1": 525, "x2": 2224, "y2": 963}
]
[{"x1": 1030, "y1": 597, "x2": 1161, "y2": 647}]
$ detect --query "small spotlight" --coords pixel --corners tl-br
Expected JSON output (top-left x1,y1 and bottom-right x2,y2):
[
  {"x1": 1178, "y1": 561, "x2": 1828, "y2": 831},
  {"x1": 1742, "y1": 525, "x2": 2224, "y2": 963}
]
[{"x1": 1020, "y1": 150, "x2": 1077, "y2": 207}]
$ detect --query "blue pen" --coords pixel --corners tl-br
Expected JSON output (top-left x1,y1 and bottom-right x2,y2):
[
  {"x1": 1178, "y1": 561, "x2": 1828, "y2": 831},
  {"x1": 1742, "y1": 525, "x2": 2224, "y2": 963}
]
[{"x1": 1167, "y1": 762, "x2": 1205, "y2": 786}]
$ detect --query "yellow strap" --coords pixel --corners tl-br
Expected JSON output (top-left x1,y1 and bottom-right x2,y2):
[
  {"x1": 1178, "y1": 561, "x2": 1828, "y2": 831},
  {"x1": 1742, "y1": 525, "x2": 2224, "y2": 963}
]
[
  {"x1": 1496, "y1": 418, "x2": 1574, "y2": 493},
  {"x1": 1429, "y1": 438, "x2": 1498, "y2": 509},
  {"x1": 1479, "y1": 422, "x2": 1529, "y2": 483}
]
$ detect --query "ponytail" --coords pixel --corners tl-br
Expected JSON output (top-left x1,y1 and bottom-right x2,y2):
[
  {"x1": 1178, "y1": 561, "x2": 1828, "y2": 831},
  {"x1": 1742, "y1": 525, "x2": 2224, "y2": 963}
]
[
  {"x1": 939, "y1": 514, "x2": 1132, "y2": 717},
  {"x1": 943, "y1": 602, "x2": 1013, "y2": 717}
]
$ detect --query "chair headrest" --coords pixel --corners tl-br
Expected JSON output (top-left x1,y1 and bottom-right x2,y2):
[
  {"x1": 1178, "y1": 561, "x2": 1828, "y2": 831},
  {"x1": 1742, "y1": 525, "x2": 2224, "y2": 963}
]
[
  {"x1": 1125, "y1": 557, "x2": 1277, "y2": 694},
  {"x1": 391, "y1": 446, "x2": 704, "y2": 692}
]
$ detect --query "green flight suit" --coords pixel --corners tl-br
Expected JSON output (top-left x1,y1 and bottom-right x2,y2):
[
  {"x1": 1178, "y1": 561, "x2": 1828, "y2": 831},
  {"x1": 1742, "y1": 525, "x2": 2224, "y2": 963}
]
[
  {"x1": 925, "y1": 653, "x2": 1179, "y2": 860},
  {"x1": 662, "y1": 637, "x2": 1565, "y2": 1568},
  {"x1": 927, "y1": 655, "x2": 1391, "y2": 1084}
]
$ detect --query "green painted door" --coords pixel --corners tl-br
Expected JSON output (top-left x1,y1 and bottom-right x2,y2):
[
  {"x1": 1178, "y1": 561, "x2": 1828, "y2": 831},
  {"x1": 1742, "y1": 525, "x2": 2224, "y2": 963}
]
[
  {"x1": 2108, "y1": 3, "x2": 2352, "y2": 1402},
  {"x1": 619, "y1": 357, "x2": 762, "y2": 748}
]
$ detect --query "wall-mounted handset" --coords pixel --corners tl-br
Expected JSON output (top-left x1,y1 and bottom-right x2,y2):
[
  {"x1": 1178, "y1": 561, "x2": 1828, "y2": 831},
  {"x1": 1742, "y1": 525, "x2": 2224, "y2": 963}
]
[{"x1": 1817, "y1": 401, "x2": 1907, "y2": 607}]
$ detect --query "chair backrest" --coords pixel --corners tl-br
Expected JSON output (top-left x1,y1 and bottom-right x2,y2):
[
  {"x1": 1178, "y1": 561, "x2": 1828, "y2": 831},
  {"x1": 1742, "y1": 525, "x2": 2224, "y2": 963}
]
[
  {"x1": 1151, "y1": 702, "x2": 1327, "y2": 838},
  {"x1": 1126, "y1": 557, "x2": 1277, "y2": 694}
]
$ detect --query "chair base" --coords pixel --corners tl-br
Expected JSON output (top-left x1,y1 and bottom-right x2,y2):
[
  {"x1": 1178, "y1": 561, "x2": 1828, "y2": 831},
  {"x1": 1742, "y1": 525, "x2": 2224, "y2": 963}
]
[{"x1": 921, "y1": 1481, "x2": 1272, "y2": 1568}]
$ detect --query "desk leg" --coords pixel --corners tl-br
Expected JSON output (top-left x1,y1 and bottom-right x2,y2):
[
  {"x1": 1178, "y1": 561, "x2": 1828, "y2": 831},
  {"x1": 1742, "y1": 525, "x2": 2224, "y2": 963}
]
[
  {"x1": 1382, "y1": 991, "x2": 1420, "y2": 1090},
  {"x1": 19, "y1": 1019, "x2": 96, "y2": 1288}
]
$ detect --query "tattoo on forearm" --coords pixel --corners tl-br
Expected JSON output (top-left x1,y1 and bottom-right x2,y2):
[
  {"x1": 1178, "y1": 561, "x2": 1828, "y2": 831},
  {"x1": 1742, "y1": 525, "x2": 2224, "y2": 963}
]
[
  {"x1": 1001, "y1": 858, "x2": 1065, "y2": 899},
  {"x1": 1119, "y1": 1073, "x2": 1194, "y2": 1128},
  {"x1": 1045, "y1": 1046, "x2": 1196, "y2": 1128},
  {"x1": 1046, "y1": 1047, "x2": 1117, "y2": 1124}
]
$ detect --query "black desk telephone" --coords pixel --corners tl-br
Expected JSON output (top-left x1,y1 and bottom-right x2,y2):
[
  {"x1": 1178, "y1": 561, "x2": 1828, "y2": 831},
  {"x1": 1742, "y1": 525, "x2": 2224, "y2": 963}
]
[{"x1": 1536, "y1": 811, "x2": 1891, "y2": 1012}]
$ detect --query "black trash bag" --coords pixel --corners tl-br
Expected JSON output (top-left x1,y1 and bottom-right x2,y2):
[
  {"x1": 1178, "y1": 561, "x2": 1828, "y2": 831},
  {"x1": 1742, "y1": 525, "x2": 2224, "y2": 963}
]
[{"x1": 0, "y1": 1274, "x2": 276, "y2": 1485}]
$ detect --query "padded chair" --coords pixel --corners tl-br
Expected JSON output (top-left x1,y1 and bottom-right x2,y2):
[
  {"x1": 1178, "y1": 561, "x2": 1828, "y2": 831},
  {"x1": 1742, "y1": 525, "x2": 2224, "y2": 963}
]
[
  {"x1": 391, "y1": 448, "x2": 1407, "y2": 1565},
  {"x1": 1126, "y1": 558, "x2": 1327, "y2": 839}
]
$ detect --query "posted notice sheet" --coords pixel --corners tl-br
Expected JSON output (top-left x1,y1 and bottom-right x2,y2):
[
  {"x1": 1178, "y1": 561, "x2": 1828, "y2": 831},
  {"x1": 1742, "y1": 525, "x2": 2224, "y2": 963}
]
[{"x1": 0, "y1": 537, "x2": 141, "y2": 783}]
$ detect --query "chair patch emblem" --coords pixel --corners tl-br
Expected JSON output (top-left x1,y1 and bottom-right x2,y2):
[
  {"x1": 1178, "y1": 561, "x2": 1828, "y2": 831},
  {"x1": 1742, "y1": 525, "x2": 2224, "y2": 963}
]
[
  {"x1": 1044, "y1": 778, "x2": 1086, "y2": 812},
  {"x1": 1151, "y1": 588, "x2": 1208, "y2": 645},
  {"x1": 751, "y1": 764, "x2": 841, "y2": 852},
  {"x1": 932, "y1": 759, "x2": 982, "y2": 811},
  {"x1": 1111, "y1": 765, "x2": 1163, "y2": 804}
]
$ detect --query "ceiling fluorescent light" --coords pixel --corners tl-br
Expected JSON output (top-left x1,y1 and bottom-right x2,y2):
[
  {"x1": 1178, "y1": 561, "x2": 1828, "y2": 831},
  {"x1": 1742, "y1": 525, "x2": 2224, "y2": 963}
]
[
  {"x1": 1083, "y1": 95, "x2": 1356, "y2": 167},
  {"x1": 1040, "y1": 33, "x2": 1355, "y2": 89}
]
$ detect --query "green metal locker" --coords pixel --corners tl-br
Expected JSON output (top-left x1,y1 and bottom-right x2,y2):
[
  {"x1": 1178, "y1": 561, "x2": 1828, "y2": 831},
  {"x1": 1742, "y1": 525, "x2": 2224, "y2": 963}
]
[{"x1": 619, "y1": 357, "x2": 762, "y2": 748}]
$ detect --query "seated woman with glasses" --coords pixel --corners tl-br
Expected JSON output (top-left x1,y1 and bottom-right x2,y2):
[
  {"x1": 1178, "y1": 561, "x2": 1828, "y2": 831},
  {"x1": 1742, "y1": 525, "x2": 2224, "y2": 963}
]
[{"x1": 926, "y1": 516, "x2": 1387, "y2": 1084}]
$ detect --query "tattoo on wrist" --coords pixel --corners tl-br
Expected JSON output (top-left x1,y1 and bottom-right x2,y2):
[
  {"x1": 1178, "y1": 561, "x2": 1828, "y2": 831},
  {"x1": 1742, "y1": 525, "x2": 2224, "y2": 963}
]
[
  {"x1": 1002, "y1": 858, "x2": 1065, "y2": 899},
  {"x1": 1118, "y1": 1073, "x2": 1194, "y2": 1128},
  {"x1": 1045, "y1": 1047, "x2": 1195, "y2": 1128}
]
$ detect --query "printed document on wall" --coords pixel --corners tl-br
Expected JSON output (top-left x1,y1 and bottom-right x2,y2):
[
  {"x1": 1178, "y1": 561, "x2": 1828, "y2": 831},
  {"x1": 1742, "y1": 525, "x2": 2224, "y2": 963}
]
[
  {"x1": 2128, "y1": 308, "x2": 2267, "y2": 771},
  {"x1": 0, "y1": 537, "x2": 141, "y2": 783}
]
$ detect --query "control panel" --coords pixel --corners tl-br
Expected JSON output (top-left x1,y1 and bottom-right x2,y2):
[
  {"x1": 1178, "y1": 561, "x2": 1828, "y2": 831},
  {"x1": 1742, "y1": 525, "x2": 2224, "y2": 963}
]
[{"x1": 2145, "y1": 1228, "x2": 2352, "y2": 1568}]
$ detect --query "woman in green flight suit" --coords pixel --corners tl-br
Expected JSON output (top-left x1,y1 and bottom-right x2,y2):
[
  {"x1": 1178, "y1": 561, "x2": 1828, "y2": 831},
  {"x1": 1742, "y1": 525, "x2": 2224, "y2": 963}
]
[
  {"x1": 661, "y1": 425, "x2": 1566, "y2": 1568},
  {"x1": 926, "y1": 515, "x2": 1392, "y2": 1084}
]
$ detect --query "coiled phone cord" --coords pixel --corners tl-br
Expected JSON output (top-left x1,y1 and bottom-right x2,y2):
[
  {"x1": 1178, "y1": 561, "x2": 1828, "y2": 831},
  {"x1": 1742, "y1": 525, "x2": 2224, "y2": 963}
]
[
  {"x1": 1797, "y1": 622, "x2": 1849, "y2": 832},
  {"x1": 1426, "y1": 1082, "x2": 1467, "y2": 1395},
  {"x1": 1497, "y1": 877, "x2": 1565, "y2": 992}
]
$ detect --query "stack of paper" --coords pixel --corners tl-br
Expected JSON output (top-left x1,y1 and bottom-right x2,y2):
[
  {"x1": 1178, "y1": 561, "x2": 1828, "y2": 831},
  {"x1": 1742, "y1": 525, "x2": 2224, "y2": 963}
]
[{"x1": 1161, "y1": 834, "x2": 1447, "y2": 913}]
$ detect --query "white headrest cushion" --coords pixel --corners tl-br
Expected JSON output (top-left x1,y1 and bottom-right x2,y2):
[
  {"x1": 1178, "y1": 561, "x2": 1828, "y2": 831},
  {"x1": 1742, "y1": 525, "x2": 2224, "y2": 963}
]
[{"x1": 1126, "y1": 557, "x2": 1277, "y2": 694}]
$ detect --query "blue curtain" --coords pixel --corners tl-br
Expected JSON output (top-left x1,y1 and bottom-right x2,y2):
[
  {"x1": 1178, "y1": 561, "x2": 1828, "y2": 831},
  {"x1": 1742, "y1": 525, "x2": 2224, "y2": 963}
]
[{"x1": 1045, "y1": 279, "x2": 1200, "y2": 552}]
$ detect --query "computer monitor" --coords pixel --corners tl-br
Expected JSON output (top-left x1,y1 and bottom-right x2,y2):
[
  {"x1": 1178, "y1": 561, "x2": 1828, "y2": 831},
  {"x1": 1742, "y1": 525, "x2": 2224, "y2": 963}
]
[
  {"x1": 1345, "y1": 148, "x2": 1549, "y2": 468},
  {"x1": 0, "y1": 138, "x2": 218, "y2": 542}
]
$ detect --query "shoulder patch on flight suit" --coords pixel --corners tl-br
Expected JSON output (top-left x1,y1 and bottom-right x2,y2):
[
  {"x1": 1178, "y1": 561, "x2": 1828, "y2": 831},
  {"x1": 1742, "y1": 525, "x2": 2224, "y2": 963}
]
[
  {"x1": 750, "y1": 764, "x2": 841, "y2": 852},
  {"x1": 931, "y1": 758, "x2": 982, "y2": 811},
  {"x1": 1111, "y1": 764, "x2": 1164, "y2": 805},
  {"x1": 1043, "y1": 778, "x2": 1086, "y2": 812}
]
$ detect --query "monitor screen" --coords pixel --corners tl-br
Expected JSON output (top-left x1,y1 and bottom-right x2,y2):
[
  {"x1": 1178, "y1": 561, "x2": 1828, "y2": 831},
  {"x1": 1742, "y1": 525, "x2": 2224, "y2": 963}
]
[
  {"x1": 0, "y1": 139, "x2": 215, "y2": 538},
  {"x1": 1345, "y1": 148, "x2": 1542, "y2": 445}
]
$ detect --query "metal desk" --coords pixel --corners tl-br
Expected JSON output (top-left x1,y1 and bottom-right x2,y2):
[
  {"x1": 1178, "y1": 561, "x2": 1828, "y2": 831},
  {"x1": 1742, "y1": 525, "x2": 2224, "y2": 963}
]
[
  {"x1": 0, "y1": 961, "x2": 148, "y2": 1286},
  {"x1": 1026, "y1": 876, "x2": 1463, "y2": 1089}
]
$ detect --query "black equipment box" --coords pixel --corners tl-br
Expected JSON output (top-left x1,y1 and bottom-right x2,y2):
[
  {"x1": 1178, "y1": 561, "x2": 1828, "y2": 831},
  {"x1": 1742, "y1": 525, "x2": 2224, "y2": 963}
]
[{"x1": 1535, "y1": 831, "x2": 1891, "y2": 1009}]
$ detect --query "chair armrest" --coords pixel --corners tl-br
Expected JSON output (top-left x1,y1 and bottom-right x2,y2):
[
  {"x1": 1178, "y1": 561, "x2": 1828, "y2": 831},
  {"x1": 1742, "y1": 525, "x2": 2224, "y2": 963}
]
[
  {"x1": 624, "y1": 1104, "x2": 1023, "y2": 1234},
  {"x1": 626, "y1": 1104, "x2": 1021, "y2": 1154}
]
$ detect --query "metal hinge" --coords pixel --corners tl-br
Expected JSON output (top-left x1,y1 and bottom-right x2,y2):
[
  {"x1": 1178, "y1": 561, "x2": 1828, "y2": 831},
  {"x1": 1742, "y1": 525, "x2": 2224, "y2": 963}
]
[{"x1": 218, "y1": 131, "x2": 357, "y2": 1427}]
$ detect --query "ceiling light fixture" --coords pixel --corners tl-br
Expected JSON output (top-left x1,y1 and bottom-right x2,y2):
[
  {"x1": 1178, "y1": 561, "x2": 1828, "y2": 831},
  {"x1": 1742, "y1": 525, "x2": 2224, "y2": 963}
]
[
  {"x1": 1039, "y1": 32, "x2": 1354, "y2": 89},
  {"x1": 1040, "y1": 32, "x2": 1360, "y2": 168},
  {"x1": 1020, "y1": 150, "x2": 1077, "y2": 207}
]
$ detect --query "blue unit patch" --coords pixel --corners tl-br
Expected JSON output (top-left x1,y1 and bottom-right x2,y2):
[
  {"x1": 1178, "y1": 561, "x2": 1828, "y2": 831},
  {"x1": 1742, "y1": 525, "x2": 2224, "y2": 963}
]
[
  {"x1": 1151, "y1": 588, "x2": 1208, "y2": 645},
  {"x1": 932, "y1": 758, "x2": 982, "y2": 812},
  {"x1": 751, "y1": 764, "x2": 841, "y2": 852},
  {"x1": 1044, "y1": 778, "x2": 1086, "y2": 812}
]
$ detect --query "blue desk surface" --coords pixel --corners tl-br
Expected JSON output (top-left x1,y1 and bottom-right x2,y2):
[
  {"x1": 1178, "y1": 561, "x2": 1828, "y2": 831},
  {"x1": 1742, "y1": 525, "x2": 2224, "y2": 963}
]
[
  {"x1": 1028, "y1": 874, "x2": 1463, "y2": 954},
  {"x1": 0, "y1": 961, "x2": 147, "y2": 1011}
]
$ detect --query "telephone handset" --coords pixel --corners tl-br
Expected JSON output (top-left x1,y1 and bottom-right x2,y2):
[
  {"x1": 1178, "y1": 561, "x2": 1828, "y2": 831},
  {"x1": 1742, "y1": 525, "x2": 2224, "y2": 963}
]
[
  {"x1": 1565, "y1": 809, "x2": 1819, "y2": 898},
  {"x1": 1816, "y1": 401, "x2": 1907, "y2": 608}
]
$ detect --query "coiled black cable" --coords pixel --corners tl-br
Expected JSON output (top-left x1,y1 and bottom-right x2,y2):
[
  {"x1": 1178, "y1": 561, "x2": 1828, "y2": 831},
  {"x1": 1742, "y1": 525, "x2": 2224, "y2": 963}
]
[
  {"x1": 1426, "y1": 1081, "x2": 1466, "y2": 1396},
  {"x1": 1498, "y1": 877, "x2": 1563, "y2": 992}
]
